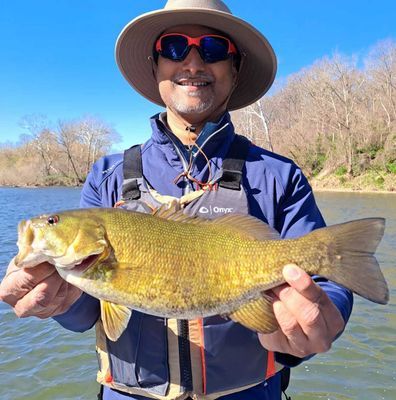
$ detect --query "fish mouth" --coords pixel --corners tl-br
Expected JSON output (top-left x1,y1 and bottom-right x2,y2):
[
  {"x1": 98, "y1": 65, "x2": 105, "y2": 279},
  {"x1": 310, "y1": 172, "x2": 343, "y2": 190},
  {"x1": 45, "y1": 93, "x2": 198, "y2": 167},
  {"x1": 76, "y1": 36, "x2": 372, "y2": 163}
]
[
  {"x1": 69, "y1": 253, "x2": 101, "y2": 275},
  {"x1": 15, "y1": 251, "x2": 51, "y2": 269},
  {"x1": 15, "y1": 220, "x2": 51, "y2": 268},
  {"x1": 15, "y1": 220, "x2": 34, "y2": 265}
]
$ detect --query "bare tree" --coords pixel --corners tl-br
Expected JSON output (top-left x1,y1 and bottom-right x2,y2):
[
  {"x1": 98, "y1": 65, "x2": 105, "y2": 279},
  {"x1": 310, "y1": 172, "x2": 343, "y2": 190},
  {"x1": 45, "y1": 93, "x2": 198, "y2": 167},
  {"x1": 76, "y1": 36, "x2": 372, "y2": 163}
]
[
  {"x1": 76, "y1": 116, "x2": 118, "y2": 176},
  {"x1": 365, "y1": 39, "x2": 396, "y2": 130},
  {"x1": 3, "y1": 41, "x2": 396, "y2": 188},
  {"x1": 57, "y1": 116, "x2": 119, "y2": 184},
  {"x1": 19, "y1": 114, "x2": 60, "y2": 177}
]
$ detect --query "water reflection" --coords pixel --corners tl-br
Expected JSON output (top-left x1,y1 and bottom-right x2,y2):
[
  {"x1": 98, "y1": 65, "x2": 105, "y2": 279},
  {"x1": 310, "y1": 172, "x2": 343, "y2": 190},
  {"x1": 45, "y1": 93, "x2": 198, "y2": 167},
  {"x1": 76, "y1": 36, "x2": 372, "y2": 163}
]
[{"x1": 0, "y1": 189, "x2": 395, "y2": 399}]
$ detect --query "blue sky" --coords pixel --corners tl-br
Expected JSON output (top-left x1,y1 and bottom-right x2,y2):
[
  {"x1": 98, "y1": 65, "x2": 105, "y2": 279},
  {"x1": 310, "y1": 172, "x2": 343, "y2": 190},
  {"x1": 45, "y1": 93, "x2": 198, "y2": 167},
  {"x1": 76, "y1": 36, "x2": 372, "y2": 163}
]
[{"x1": 1, "y1": 0, "x2": 395, "y2": 151}]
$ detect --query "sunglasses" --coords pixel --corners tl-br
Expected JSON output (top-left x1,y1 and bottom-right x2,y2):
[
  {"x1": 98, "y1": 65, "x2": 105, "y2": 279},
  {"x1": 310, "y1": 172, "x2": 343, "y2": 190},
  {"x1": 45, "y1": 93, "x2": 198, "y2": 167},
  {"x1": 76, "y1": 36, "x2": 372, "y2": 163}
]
[{"x1": 155, "y1": 33, "x2": 238, "y2": 63}]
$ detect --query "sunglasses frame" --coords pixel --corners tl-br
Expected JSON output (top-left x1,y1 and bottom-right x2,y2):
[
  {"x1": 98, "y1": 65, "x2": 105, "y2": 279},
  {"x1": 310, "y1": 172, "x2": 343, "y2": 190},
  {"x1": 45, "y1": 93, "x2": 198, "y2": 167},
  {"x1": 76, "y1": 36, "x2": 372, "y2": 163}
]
[{"x1": 155, "y1": 33, "x2": 238, "y2": 63}]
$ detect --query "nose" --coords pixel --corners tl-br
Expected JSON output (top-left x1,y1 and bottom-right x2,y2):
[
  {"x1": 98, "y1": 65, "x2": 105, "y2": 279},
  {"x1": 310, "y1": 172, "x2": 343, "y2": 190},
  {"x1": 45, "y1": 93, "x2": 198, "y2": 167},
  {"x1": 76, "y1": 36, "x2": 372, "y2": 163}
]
[{"x1": 182, "y1": 46, "x2": 206, "y2": 73}]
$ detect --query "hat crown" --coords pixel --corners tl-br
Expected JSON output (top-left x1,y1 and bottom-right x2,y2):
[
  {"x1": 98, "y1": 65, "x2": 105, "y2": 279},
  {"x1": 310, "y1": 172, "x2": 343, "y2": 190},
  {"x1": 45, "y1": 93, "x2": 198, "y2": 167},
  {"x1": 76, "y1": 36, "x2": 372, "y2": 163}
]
[{"x1": 164, "y1": 0, "x2": 232, "y2": 13}]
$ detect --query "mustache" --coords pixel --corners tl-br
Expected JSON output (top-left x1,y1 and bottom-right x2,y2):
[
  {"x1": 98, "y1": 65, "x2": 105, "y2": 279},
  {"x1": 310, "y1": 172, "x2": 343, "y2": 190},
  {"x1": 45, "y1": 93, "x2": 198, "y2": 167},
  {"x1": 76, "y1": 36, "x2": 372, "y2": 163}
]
[{"x1": 172, "y1": 73, "x2": 214, "y2": 83}]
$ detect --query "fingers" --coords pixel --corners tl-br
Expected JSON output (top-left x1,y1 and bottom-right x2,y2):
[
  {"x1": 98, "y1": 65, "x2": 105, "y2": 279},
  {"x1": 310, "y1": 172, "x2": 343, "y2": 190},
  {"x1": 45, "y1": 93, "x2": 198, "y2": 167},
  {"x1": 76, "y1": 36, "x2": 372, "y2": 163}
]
[
  {"x1": 260, "y1": 288, "x2": 318, "y2": 357},
  {"x1": 13, "y1": 270, "x2": 63, "y2": 317},
  {"x1": 275, "y1": 264, "x2": 344, "y2": 336},
  {"x1": 280, "y1": 264, "x2": 323, "y2": 303},
  {"x1": 260, "y1": 264, "x2": 345, "y2": 357},
  {"x1": 274, "y1": 266, "x2": 328, "y2": 342},
  {"x1": 0, "y1": 259, "x2": 82, "y2": 319},
  {"x1": 259, "y1": 295, "x2": 310, "y2": 357},
  {"x1": 19, "y1": 280, "x2": 82, "y2": 318},
  {"x1": 0, "y1": 260, "x2": 57, "y2": 306}
]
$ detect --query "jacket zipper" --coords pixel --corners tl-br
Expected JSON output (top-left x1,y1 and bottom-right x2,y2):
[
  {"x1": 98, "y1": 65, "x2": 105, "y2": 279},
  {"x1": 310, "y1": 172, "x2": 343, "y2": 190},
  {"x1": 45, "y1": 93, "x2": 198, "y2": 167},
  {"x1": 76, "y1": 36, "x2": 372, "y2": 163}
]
[
  {"x1": 164, "y1": 122, "x2": 230, "y2": 193},
  {"x1": 191, "y1": 123, "x2": 230, "y2": 186},
  {"x1": 163, "y1": 132, "x2": 192, "y2": 194},
  {"x1": 178, "y1": 319, "x2": 193, "y2": 392},
  {"x1": 165, "y1": 122, "x2": 229, "y2": 394}
]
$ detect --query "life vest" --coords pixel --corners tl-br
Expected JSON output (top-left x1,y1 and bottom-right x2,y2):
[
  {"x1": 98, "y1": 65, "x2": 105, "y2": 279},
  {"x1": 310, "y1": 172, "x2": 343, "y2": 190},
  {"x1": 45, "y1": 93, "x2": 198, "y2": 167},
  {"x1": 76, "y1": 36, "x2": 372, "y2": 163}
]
[{"x1": 95, "y1": 135, "x2": 284, "y2": 399}]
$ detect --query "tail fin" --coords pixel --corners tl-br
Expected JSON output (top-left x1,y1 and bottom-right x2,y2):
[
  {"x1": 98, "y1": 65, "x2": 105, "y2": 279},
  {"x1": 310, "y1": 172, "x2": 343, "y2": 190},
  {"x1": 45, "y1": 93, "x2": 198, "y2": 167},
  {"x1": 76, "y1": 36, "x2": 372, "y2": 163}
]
[{"x1": 312, "y1": 218, "x2": 389, "y2": 304}]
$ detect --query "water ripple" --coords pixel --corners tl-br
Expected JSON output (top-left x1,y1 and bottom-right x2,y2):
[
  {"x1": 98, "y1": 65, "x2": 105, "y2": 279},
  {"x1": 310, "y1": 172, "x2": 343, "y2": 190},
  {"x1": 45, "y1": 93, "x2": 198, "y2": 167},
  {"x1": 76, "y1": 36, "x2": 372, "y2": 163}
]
[{"x1": 0, "y1": 188, "x2": 395, "y2": 399}]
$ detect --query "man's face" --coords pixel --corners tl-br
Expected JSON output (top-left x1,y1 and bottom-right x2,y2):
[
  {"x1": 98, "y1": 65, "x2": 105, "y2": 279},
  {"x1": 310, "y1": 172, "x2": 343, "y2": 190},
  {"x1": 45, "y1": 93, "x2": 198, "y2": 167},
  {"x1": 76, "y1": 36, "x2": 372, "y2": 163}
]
[{"x1": 155, "y1": 25, "x2": 238, "y2": 122}]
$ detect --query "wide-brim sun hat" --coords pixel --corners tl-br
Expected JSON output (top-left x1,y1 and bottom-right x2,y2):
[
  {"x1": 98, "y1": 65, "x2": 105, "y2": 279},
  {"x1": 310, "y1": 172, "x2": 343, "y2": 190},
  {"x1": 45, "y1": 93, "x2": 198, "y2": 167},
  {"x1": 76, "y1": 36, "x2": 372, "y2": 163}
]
[{"x1": 115, "y1": 0, "x2": 277, "y2": 111}]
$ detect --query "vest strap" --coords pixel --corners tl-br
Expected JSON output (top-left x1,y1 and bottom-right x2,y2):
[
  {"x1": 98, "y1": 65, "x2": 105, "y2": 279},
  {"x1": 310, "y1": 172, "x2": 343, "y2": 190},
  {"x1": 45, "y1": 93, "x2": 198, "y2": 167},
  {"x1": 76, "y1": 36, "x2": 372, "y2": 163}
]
[
  {"x1": 122, "y1": 145, "x2": 142, "y2": 200},
  {"x1": 122, "y1": 135, "x2": 251, "y2": 196},
  {"x1": 219, "y1": 135, "x2": 251, "y2": 190}
]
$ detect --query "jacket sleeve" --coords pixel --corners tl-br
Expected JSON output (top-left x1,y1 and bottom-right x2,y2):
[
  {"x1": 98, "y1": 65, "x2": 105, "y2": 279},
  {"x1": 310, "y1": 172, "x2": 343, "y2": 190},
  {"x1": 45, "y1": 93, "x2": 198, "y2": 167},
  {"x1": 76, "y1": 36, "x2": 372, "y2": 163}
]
[
  {"x1": 53, "y1": 162, "x2": 104, "y2": 332},
  {"x1": 273, "y1": 164, "x2": 353, "y2": 367},
  {"x1": 53, "y1": 292, "x2": 100, "y2": 332}
]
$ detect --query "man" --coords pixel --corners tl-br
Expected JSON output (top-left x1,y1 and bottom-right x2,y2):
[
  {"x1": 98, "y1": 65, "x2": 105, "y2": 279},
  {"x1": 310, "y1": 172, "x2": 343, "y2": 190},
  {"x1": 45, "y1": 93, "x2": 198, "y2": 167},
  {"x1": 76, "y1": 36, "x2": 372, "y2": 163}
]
[{"x1": 0, "y1": 1, "x2": 352, "y2": 399}]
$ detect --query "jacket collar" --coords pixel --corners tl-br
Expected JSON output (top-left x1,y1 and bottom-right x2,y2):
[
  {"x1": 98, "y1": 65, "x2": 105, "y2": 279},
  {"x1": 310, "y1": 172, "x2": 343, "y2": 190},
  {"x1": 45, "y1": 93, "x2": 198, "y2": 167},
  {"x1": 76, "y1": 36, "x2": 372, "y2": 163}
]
[{"x1": 149, "y1": 112, "x2": 235, "y2": 163}]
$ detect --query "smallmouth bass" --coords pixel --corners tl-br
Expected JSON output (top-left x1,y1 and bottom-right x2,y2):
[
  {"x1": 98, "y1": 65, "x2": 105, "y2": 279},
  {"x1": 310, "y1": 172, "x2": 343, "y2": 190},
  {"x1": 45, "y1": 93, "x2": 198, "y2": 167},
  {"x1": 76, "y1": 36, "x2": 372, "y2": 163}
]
[{"x1": 14, "y1": 208, "x2": 389, "y2": 341}]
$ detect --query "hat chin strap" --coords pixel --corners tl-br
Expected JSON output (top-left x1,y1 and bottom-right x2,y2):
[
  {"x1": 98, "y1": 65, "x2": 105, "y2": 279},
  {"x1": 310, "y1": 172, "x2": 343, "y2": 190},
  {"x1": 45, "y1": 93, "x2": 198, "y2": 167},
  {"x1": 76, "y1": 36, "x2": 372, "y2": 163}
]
[{"x1": 148, "y1": 55, "x2": 159, "y2": 85}]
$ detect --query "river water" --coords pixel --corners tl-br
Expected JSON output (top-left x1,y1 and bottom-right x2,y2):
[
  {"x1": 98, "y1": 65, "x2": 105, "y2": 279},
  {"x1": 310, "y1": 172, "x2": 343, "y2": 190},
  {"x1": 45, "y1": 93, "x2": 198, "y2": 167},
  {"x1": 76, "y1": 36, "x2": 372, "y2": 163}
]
[{"x1": 0, "y1": 188, "x2": 394, "y2": 399}]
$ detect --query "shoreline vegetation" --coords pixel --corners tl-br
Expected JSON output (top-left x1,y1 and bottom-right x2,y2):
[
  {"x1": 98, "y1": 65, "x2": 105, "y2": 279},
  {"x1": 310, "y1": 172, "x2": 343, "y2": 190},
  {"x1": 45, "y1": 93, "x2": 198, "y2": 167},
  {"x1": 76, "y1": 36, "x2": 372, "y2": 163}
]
[
  {"x1": 1, "y1": 40, "x2": 395, "y2": 193},
  {"x1": 1, "y1": 172, "x2": 396, "y2": 193},
  {"x1": 310, "y1": 173, "x2": 396, "y2": 193}
]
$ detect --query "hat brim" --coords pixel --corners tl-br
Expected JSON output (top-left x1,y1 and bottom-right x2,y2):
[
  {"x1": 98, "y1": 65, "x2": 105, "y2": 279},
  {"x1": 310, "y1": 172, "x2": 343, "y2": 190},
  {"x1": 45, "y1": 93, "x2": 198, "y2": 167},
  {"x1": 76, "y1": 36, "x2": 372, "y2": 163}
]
[{"x1": 115, "y1": 9, "x2": 277, "y2": 111}]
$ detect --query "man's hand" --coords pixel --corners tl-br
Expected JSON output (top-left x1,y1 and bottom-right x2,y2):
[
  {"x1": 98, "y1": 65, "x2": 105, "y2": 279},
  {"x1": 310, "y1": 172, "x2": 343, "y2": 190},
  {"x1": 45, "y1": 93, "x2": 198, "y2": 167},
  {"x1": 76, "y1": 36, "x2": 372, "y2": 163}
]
[
  {"x1": 259, "y1": 264, "x2": 345, "y2": 358},
  {"x1": 0, "y1": 258, "x2": 82, "y2": 319}
]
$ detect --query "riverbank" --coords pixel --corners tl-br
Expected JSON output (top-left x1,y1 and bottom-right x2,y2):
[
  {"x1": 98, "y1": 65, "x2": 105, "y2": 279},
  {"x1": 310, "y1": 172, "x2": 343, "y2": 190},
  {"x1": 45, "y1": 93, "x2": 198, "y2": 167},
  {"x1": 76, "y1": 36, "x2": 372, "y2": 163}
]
[
  {"x1": 1, "y1": 171, "x2": 396, "y2": 193},
  {"x1": 313, "y1": 187, "x2": 396, "y2": 194},
  {"x1": 310, "y1": 171, "x2": 396, "y2": 193},
  {"x1": 2, "y1": 183, "x2": 396, "y2": 193},
  {"x1": 1, "y1": 189, "x2": 395, "y2": 400}
]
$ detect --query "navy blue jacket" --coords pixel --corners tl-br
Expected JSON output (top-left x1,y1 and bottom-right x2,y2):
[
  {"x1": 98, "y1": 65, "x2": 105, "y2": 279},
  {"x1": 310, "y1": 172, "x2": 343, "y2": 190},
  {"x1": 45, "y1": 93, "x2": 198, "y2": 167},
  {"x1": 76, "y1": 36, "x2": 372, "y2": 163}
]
[{"x1": 55, "y1": 112, "x2": 353, "y2": 399}]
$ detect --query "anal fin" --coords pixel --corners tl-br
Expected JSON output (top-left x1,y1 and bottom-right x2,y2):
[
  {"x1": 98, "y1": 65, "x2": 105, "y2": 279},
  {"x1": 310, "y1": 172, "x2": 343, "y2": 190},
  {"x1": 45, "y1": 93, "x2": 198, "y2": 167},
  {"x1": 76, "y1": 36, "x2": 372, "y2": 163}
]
[
  {"x1": 229, "y1": 295, "x2": 278, "y2": 333},
  {"x1": 100, "y1": 300, "x2": 132, "y2": 342}
]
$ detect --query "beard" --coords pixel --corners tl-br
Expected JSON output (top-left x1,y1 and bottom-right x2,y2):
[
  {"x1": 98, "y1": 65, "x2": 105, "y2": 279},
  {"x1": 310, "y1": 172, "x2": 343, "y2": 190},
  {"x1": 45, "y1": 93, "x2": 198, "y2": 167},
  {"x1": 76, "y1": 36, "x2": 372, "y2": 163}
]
[
  {"x1": 169, "y1": 89, "x2": 215, "y2": 114},
  {"x1": 163, "y1": 72, "x2": 217, "y2": 115}
]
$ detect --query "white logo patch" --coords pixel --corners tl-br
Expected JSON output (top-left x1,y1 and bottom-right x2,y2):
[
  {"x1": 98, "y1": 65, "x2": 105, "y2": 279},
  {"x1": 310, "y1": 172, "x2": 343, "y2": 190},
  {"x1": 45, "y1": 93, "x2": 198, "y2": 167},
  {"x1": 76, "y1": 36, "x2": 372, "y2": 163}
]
[
  {"x1": 213, "y1": 206, "x2": 233, "y2": 214},
  {"x1": 199, "y1": 206, "x2": 234, "y2": 215}
]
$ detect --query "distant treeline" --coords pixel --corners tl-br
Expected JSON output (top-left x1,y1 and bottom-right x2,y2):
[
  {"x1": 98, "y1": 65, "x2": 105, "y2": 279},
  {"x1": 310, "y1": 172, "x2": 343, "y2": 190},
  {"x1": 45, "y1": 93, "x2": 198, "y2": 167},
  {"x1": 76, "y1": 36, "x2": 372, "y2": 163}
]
[
  {"x1": 1, "y1": 40, "x2": 395, "y2": 190},
  {"x1": 233, "y1": 39, "x2": 396, "y2": 190},
  {"x1": 0, "y1": 116, "x2": 120, "y2": 186}
]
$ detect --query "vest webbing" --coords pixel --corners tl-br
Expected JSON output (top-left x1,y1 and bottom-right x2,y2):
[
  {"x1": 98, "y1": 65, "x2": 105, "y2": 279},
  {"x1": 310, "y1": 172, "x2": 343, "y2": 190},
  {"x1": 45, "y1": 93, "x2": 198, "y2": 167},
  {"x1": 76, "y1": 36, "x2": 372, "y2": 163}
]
[
  {"x1": 97, "y1": 133, "x2": 288, "y2": 399},
  {"x1": 219, "y1": 134, "x2": 250, "y2": 190},
  {"x1": 122, "y1": 134, "x2": 251, "y2": 195},
  {"x1": 122, "y1": 144, "x2": 142, "y2": 200}
]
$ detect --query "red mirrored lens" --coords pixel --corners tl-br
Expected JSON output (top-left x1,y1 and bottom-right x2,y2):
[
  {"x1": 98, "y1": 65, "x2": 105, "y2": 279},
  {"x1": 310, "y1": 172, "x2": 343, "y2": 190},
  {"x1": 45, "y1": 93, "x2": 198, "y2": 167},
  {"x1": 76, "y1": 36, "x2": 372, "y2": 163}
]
[{"x1": 155, "y1": 33, "x2": 237, "y2": 63}]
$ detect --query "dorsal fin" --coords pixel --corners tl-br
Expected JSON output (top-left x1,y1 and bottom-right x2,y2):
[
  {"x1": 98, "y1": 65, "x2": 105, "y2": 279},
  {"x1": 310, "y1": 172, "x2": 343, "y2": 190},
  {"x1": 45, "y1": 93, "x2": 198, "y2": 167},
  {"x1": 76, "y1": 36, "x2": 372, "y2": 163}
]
[
  {"x1": 211, "y1": 214, "x2": 281, "y2": 241},
  {"x1": 153, "y1": 206, "x2": 280, "y2": 241}
]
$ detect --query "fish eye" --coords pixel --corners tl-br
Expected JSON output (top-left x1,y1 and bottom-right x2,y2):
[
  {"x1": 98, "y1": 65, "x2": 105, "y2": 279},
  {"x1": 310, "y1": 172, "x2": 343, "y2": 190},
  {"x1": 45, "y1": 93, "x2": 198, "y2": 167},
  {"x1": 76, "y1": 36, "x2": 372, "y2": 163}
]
[{"x1": 47, "y1": 215, "x2": 59, "y2": 225}]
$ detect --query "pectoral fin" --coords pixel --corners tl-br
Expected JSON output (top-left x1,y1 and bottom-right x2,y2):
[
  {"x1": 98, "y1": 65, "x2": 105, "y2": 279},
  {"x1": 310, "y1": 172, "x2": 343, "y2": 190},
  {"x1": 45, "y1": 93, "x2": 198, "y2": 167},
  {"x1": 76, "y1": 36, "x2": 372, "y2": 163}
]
[
  {"x1": 229, "y1": 295, "x2": 278, "y2": 333},
  {"x1": 100, "y1": 300, "x2": 132, "y2": 342}
]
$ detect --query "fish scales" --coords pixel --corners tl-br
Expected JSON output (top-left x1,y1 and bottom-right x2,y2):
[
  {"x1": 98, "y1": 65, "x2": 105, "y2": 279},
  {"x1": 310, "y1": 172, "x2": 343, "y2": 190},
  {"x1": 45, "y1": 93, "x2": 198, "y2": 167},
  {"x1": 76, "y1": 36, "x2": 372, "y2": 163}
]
[
  {"x1": 14, "y1": 208, "x2": 389, "y2": 340},
  {"x1": 40, "y1": 212, "x2": 324, "y2": 314}
]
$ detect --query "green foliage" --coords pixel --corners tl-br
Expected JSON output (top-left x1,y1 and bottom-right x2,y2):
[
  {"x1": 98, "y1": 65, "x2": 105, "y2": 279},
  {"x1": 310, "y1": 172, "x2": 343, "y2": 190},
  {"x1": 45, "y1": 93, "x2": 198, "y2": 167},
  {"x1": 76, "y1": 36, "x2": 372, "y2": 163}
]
[
  {"x1": 356, "y1": 143, "x2": 383, "y2": 160},
  {"x1": 311, "y1": 153, "x2": 327, "y2": 176},
  {"x1": 335, "y1": 165, "x2": 347, "y2": 176},
  {"x1": 375, "y1": 176, "x2": 385, "y2": 186},
  {"x1": 360, "y1": 169, "x2": 386, "y2": 190},
  {"x1": 386, "y1": 162, "x2": 396, "y2": 174},
  {"x1": 42, "y1": 174, "x2": 84, "y2": 187}
]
